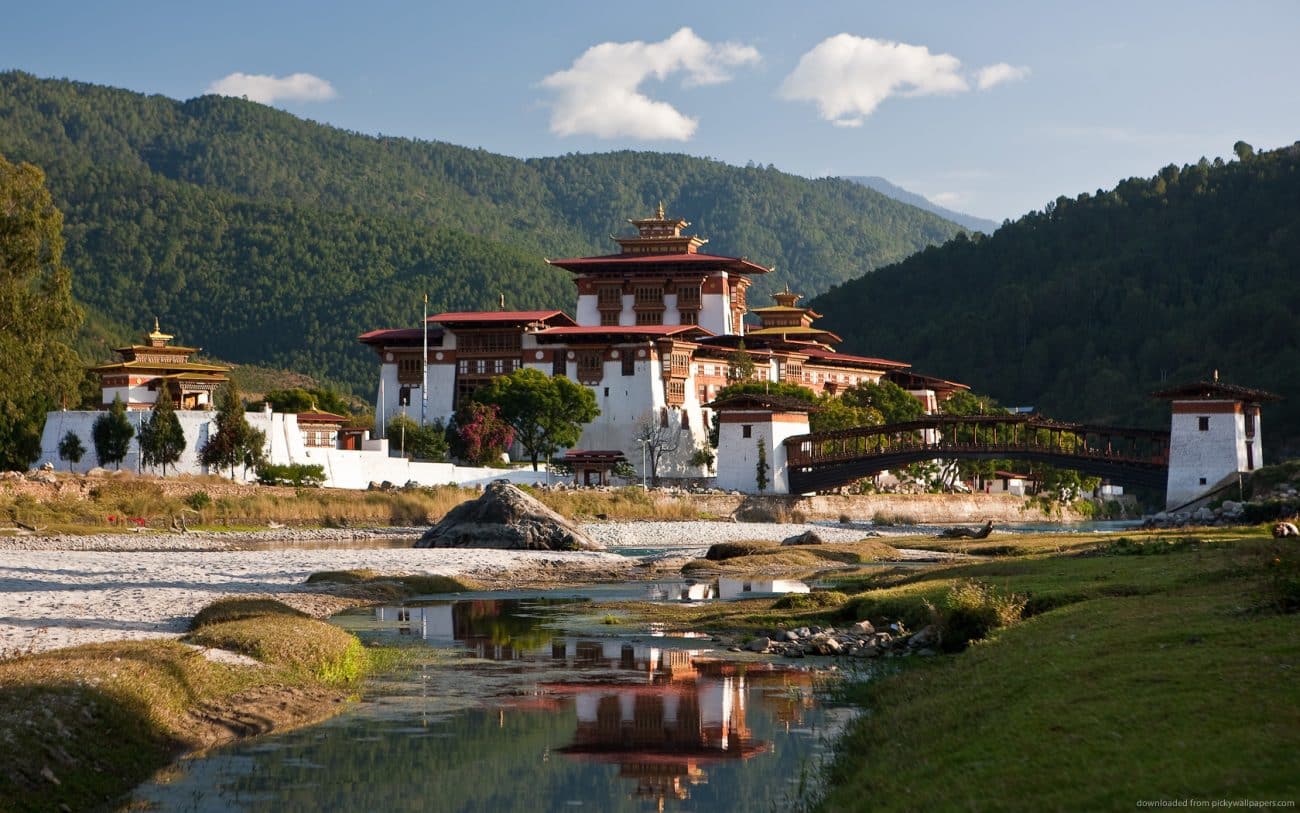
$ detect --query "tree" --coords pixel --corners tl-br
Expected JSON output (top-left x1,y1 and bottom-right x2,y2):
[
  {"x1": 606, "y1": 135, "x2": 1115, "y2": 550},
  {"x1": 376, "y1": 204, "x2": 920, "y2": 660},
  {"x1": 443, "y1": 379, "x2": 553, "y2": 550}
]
[
  {"x1": 726, "y1": 340, "x2": 757, "y2": 382},
  {"x1": 1233, "y1": 140, "x2": 1255, "y2": 162},
  {"x1": 0, "y1": 155, "x2": 83, "y2": 470},
  {"x1": 386, "y1": 414, "x2": 449, "y2": 461},
  {"x1": 200, "y1": 381, "x2": 253, "y2": 479},
  {"x1": 138, "y1": 385, "x2": 186, "y2": 475},
  {"x1": 634, "y1": 411, "x2": 683, "y2": 485},
  {"x1": 57, "y1": 430, "x2": 84, "y2": 471},
  {"x1": 92, "y1": 395, "x2": 135, "y2": 470},
  {"x1": 451, "y1": 401, "x2": 514, "y2": 465},
  {"x1": 840, "y1": 381, "x2": 925, "y2": 424},
  {"x1": 476, "y1": 368, "x2": 599, "y2": 471},
  {"x1": 240, "y1": 427, "x2": 268, "y2": 479},
  {"x1": 755, "y1": 438, "x2": 769, "y2": 492}
]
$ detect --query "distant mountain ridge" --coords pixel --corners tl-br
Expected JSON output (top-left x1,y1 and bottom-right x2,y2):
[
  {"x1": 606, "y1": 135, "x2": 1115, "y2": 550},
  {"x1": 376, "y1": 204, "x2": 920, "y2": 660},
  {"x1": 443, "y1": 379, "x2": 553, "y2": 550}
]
[
  {"x1": 0, "y1": 70, "x2": 964, "y2": 394},
  {"x1": 818, "y1": 144, "x2": 1300, "y2": 453},
  {"x1": 843, "y1": 176, "x2": 1000, "y2": 233}
]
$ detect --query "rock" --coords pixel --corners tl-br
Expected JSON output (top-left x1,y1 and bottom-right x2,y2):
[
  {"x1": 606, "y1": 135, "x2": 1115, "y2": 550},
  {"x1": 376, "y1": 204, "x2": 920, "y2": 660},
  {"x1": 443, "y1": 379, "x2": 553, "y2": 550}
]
[
  {"x1": 820, "y1": 638, "x2": 843, "y2": 655},
  {"x1": 910, "y1": 625, "x2": 940, "y2": 648},
  {"x1": 795, "y1": 627, "x2": 812, "y2": 639},
  {"x1": 704, "y1": 541, "x2": 769, "y2": 561},
  {"x1": 782, "y1": 629, "x2": 802, "y2": 642},
  {"x1": 937, "y1": 520, "x2": 994, "y2": 540},
  {"x1": 1192, "y1": 507, "x2": 1215, "y2": 523},
  {"x1": 1273, "y1": 522, "x2": 1300, "y2": 538},
  {"x1": 851, "y1": 620, "x2": 875, "y2": 635},
  {"x1": 747, "y1": 636, "x2": 771, "y2": 652},
  {"x1": 855, "y1": 645, "x2": 880, "y2": 658},
  {"x1": 87, "y1": 467, "x2": 107, "y2": 477},
  {"x1": 40, "y1": 461, "x2": 55, "y2": 472},
  {"x1": 367, "y1": 481, "x2": 383, "y2": 491},
  {"x1": 416, "y1": 482, "x2": 603, "y2": 551},
  {"x1": 781, "y1": 530, "x2": 825, "y2": 546},
  {"x1": 1221, "y1": 500, "x2": 1243, "y2": 516}
]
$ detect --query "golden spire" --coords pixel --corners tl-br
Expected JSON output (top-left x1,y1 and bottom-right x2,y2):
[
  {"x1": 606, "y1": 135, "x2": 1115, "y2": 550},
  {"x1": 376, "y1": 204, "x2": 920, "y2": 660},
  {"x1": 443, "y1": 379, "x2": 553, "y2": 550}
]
[
  {"x1": 147, "y1": 317, "x2": 174, "y2": 347},
  {"x1": 656, "y1": 200, "x2": 665, "y2": 219}
]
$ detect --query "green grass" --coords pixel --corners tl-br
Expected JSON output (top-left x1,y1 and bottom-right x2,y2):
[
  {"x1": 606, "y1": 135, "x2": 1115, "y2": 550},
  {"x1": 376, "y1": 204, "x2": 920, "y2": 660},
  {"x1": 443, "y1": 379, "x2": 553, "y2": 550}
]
[
  {"x1": 816, "y1": 533, "x2": 1300, "y2": 810},
  {"x1": 0, "y1": 598, "x2": 374, "y2": 812},
  {"x1": 304, "y1": 569, "x2": 478, "y2": 599}
]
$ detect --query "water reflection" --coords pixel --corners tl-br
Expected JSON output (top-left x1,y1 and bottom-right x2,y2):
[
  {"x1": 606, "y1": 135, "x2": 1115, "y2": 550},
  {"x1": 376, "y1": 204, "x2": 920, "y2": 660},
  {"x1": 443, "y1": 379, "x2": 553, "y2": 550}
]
[{"x1": 133, "y1": 594, "x2": 844, "y2": 812}]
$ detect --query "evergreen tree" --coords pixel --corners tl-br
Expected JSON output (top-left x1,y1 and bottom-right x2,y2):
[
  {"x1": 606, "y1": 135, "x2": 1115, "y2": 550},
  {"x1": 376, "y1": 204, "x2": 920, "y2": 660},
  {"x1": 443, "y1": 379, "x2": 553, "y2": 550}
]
[
  {"x1": 755, "y1": 438, "x2": 769, "y2": 492},
  {"x1": 200, "y1": 381, "x2": 252, "y2": 479},
  {"x1": 138, "y1": 386, "x2": 186, "y2": 475},
  {"x1": 0, "y1": 154, "x2": 83, "y2": 469},
  {"x1": 91, "y1": 395, "x2": 134, "y2": 470},
  {"x1": 57, "y1": 430, "x2": 85, "y2": 471}
]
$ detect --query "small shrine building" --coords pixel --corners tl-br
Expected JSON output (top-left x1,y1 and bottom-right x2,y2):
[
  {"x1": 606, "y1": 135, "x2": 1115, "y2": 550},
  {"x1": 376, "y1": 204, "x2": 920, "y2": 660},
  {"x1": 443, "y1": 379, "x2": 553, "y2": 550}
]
[{"x1": 90, "y1": 320, "x2": 231, "y2": 410}]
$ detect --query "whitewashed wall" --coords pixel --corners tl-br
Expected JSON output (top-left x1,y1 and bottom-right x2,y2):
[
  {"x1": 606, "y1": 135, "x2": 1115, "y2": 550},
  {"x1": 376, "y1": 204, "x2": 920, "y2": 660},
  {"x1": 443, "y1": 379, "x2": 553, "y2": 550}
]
[{"x1": 1165, "y1": 402, "x2": 1259, "y2": 508}]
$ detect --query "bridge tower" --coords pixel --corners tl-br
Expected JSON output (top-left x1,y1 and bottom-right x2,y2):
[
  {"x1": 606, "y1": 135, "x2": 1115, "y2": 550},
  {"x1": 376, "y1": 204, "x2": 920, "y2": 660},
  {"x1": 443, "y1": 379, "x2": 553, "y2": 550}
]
[
  {"x1": 710, "y1": 394, "x2": 813, "y2": 494},
  {"x1": 1153, "y1": 375, "x2": 1280, "y2": 509}
]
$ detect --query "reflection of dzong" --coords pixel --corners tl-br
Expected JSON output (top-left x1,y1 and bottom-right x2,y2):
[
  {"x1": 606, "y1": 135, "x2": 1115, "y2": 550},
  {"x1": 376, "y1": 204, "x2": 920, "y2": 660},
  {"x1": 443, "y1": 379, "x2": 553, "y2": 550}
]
[
  {"x1": 716, "y1": 578, "x2": 810, "y2": 600},
  {"x1": 373, "y1": 599, "x2": 560, "y2": 658},
  {"x1": 557, "y1": 676, "x2": 763, "y2": 807}
]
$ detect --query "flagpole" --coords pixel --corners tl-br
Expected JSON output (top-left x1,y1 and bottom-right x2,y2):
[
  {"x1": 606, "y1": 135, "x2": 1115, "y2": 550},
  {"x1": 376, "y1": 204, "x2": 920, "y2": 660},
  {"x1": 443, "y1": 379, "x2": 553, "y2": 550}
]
[{"x1": 421, "y1": 292, "x2": 428, "y2": 427}]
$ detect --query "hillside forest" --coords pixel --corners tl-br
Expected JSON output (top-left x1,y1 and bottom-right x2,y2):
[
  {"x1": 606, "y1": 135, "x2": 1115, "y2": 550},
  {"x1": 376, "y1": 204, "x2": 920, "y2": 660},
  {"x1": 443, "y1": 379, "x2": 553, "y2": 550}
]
[
  {"x1": 814, "y1": 141, "x2": 1300, "y2": 454},
  {"x1": 0, "y1": 71, "x2": 962, "y2": 396}
]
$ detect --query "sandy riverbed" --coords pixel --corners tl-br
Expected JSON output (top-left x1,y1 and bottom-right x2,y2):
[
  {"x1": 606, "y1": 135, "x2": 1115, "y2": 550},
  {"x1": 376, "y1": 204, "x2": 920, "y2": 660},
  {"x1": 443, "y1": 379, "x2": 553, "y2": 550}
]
[{"x1": 0, "y1": 520, "x2": 906, "y2": 656}]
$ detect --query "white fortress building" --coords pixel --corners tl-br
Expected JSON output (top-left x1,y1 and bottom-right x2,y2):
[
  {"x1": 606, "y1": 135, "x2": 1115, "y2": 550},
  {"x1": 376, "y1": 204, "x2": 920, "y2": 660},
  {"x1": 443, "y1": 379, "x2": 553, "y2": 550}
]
[{"x1": 360, "y1": 206, "x2": 966, "y2": 483}]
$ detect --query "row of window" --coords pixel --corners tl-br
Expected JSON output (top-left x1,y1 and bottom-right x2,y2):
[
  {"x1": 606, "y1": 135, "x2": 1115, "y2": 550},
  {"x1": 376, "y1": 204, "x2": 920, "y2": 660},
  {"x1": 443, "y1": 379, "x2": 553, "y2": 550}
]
[
  {"x1": 458, "y1": 358, "x2": 518, "y2": 376},
  {"x1": 458, "y1": 332, "x2": 521, "y2": 353},
  {"x1": 598, "y1": 285, "x2": 702, "y2": 309}
]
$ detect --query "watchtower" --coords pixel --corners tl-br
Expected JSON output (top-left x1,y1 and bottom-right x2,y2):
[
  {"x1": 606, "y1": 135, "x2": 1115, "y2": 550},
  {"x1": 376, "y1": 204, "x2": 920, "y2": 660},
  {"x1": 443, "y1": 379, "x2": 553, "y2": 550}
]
[
  {"x1": 710, "y1": 394, "x2": 814, "y2": 494},
  {"x1": 1153, "y1": 375, "x2": 1280, "y2": 509}
]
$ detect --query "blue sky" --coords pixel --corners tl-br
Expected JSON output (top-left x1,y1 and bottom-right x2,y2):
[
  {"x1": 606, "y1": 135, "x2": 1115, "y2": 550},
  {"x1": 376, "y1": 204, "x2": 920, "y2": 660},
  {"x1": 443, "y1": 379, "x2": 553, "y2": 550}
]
[{"x1": 3, "y1": 0, "x2": 1297, "y2": 220}]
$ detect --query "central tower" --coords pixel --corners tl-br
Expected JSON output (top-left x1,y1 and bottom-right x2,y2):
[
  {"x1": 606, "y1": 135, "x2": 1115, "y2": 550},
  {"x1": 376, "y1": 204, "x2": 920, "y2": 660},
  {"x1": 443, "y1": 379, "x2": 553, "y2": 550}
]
[{"x1": 547, "y1": 205, "x2": 770, "y2": 336}]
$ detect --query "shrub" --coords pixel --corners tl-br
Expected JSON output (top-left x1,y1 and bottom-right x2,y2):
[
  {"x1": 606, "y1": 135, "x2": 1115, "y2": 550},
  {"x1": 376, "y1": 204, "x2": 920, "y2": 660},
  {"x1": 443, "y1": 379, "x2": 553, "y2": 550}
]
[
  {"x1": 937, "y1": 580, "x2": 1026, "y2": 652},
  {"x1": 772, "y1": 590, "x2": 849, "y2": 611},
  {"x1": 190, "y1": 597, "x2": 309, "y2": 631},
  {"x1": 184, "y1": 490, "x2": 212, "y2": 511},
  {"x1": 255, "y1": 462, "x2": 326, "y2": 487}
]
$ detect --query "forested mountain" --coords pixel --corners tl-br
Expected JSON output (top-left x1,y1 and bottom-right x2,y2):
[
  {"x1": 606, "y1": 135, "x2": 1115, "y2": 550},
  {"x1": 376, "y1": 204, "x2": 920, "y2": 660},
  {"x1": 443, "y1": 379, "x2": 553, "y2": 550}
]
[
  {"x1": 0, "y1": 71, "x2": 963, "y2": 393},
  {"x1": 816, "y1": 143, "x2": 1300, "y2": 453},
  {"x1": 843, "y1": 176, "x2": 1000, "y2": 233}
]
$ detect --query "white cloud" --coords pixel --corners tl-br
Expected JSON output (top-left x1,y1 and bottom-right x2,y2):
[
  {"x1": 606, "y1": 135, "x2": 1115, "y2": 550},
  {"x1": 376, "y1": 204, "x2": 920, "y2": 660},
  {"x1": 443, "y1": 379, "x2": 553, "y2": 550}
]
[
  {"x1": 541, "y1": 27, "x2": 760, "y2": 141},
  {"x1": 207, "y1": 72, "x2": 337, "y2": 105},
  {"x1": 976, "y1": 63, "x2": 1030, "y2": 90},
  {"x1": 779, "y1": 35, "x2": 968, "y2": 127},
  {"x1": 781, "y1": 34, "x2": 1029, "y2": 126},
  {"x1": 928, "y1": 191, "x2": 962, "y2": 207}
]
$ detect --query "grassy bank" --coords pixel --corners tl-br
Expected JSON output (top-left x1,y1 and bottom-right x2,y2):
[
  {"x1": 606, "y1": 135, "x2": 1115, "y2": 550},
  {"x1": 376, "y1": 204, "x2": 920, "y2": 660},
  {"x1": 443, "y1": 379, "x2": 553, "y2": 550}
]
[
  {"x1": 1, "y1": 475, "x2": 718, "y2": 534},
  {"x1": 815, "y1": 530, "x2": 1300, "y2": 809},
  {"x1": 0, "y1": 598, "x2": 379, "y2": 812}
]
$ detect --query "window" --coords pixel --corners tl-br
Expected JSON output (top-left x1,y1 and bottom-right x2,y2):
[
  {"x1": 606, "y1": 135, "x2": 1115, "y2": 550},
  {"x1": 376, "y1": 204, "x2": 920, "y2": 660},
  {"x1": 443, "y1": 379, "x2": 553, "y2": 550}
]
[
  {"x1": 635, "y1": 286, "x2": 663, "y2": 307},
  {"x1": 679, "y1": 310, "x2": 697, "y2": 325},
  {"x1": 577, "y1": 352, "x2": 603, "y2": 381},
  {"x1": 458, "y1": 332, "x2": 520, "y2": 353},
  {"x1": 600, "y1": 310, "x2": 620, "y2": 326},
  {"x1": 1246, "y1": 441, "x2": 1255, "y2": 470},
  {"x1": 475, "y1": 359, "x2": 486, "y2": 375},
  {"x1": 552, "y1": 353, "x2": 566, "y2": 377},
  {"x1": 667, "y1": 380, "x2": 686, "y2": 405},
  {"x1": 635, "y1": 310, "x2": 662, "y2": 326},
  {"x1": 1198, "y1": 416, "x2": 1210, "y2": 431},
  {"x1": 622, "y1": 354, "x2": 635, "y2": 376},
  {"x1": 1199, "y1": 477, "x2": 1207, "y2": 485},
  {"x1": 742, "y1": 424, "x2": 752, "y2": 438},
  {"x1": 660, "y1": 407, "x2": 669, "y2": 428},
  {"x1": 458, "y1": 359, "x2": 468, "y2": 374},
  {"x1": 493, "y1": 358, "x2": 505, "y2": 375},
  {"x1": 597, "y1": 286, "x2": 621, "y2": 308},
  {"x1": 676, "y1": 285, "x2": 700, "y2": 308}
]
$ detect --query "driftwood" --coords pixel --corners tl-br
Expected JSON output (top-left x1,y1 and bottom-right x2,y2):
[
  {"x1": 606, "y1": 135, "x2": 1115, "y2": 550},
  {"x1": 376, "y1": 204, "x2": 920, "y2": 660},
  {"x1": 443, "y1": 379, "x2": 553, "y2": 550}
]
[{"x1": 937, "y1": 520, "x2": 994, "y2": 540}]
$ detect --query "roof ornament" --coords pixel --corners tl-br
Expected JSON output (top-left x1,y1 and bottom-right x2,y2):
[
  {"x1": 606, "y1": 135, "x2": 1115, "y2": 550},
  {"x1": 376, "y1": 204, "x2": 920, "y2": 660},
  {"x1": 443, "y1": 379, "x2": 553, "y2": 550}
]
[
  {"x1": 1213, "y1": 369, "x2": 1220, "y2": 382},
  {"x1": 499, "y1": 292, "x2": 506, "y2": 311},
  {"x1": 656, "y1": 200, "x2": 665, "y2": 219}
]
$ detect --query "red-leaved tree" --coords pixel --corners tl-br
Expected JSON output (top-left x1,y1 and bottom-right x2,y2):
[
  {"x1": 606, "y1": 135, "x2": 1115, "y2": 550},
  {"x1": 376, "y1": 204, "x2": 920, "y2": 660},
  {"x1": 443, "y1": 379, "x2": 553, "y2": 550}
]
[{"x1": 453, "y1": 401, "x2": 515, "y2": 465}]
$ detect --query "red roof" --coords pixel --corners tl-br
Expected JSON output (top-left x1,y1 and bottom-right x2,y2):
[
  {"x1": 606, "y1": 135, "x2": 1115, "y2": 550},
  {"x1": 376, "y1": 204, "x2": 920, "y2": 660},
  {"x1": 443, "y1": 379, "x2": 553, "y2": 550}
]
[
  {"x1": 800, "y1": 347, "x2": 911, "y2": 370},
  {"x1": 357, "y1": 327, "x2": 442, "y2": 345},
  {"x1": 547, "y1": 252, "x2": 771, "y2": 275},
  {"x1": 427, "y1": 310, "x2": 575, "y2": 326},
  {"x1": 535, "y1": 325, "x2": 713, "y2": 338},
  {"x1": 296, "y1": 411, "x2": 349, "y2": 423}
]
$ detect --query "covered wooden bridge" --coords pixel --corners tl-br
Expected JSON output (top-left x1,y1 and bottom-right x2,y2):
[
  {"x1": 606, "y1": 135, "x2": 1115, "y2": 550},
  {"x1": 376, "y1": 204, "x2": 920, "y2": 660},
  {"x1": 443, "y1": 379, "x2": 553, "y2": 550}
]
[{"x1": 784, "y1": 415, "x2": 1170, "y2": 494}]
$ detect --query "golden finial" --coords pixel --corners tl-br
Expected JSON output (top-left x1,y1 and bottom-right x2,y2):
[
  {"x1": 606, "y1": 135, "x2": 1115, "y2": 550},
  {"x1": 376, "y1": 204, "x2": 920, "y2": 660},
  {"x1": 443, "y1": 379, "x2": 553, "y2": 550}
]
[
  {"x1": 656, "y1": 201, "x2": 665, "y2": 219},
  {"x1": 499, "y1": 292, "x2": 505, "y2": 311},
  {"x1": 154, "y1": 316, "x2": 160, "y2": 333}
]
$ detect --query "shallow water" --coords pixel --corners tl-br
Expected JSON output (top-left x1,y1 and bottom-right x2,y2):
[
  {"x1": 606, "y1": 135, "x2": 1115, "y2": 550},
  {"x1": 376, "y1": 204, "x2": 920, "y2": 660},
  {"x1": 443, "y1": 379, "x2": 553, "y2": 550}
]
[{"x1": 132, "y1": 590, "x2": 852, "y2": 812}]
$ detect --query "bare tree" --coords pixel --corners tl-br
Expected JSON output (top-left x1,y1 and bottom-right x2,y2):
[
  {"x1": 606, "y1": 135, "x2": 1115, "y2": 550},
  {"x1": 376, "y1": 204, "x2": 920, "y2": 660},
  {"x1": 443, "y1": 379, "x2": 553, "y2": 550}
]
[{"x1": 635, "y1": 411, "x2": 683, "y2": 486}]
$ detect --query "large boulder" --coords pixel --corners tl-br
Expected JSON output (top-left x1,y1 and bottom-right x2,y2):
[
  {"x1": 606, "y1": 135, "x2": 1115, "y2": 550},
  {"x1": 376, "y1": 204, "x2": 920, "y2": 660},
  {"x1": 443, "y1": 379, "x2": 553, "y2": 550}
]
[
  {"x1": 416, "y1": 482, "x2": 602, "y2": 551},
  {"x1": 781, "y1": 530, "x2": 825, "y2": 547}
]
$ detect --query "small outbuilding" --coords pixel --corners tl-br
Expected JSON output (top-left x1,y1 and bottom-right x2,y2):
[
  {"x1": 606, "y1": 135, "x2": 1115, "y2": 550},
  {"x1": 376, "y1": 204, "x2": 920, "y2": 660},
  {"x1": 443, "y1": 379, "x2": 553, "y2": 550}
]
[{"x1": 562, "y1": 449, "x2": 628, "y2": 487}]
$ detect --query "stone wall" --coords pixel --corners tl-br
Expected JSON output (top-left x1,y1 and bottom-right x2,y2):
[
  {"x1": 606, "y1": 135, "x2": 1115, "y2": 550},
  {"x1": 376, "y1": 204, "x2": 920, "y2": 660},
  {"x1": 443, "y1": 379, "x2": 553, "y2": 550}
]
[{"x1": 660, "y1": 492, "x2": 1084, "y2": 523}]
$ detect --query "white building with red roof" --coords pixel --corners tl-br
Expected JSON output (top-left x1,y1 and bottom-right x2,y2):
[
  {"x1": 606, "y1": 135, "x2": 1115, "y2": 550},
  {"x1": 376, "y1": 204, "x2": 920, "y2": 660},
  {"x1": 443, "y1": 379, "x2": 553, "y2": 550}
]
[{"x1": 359, "y1": 207, "x2": 967, "y2": 483}]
